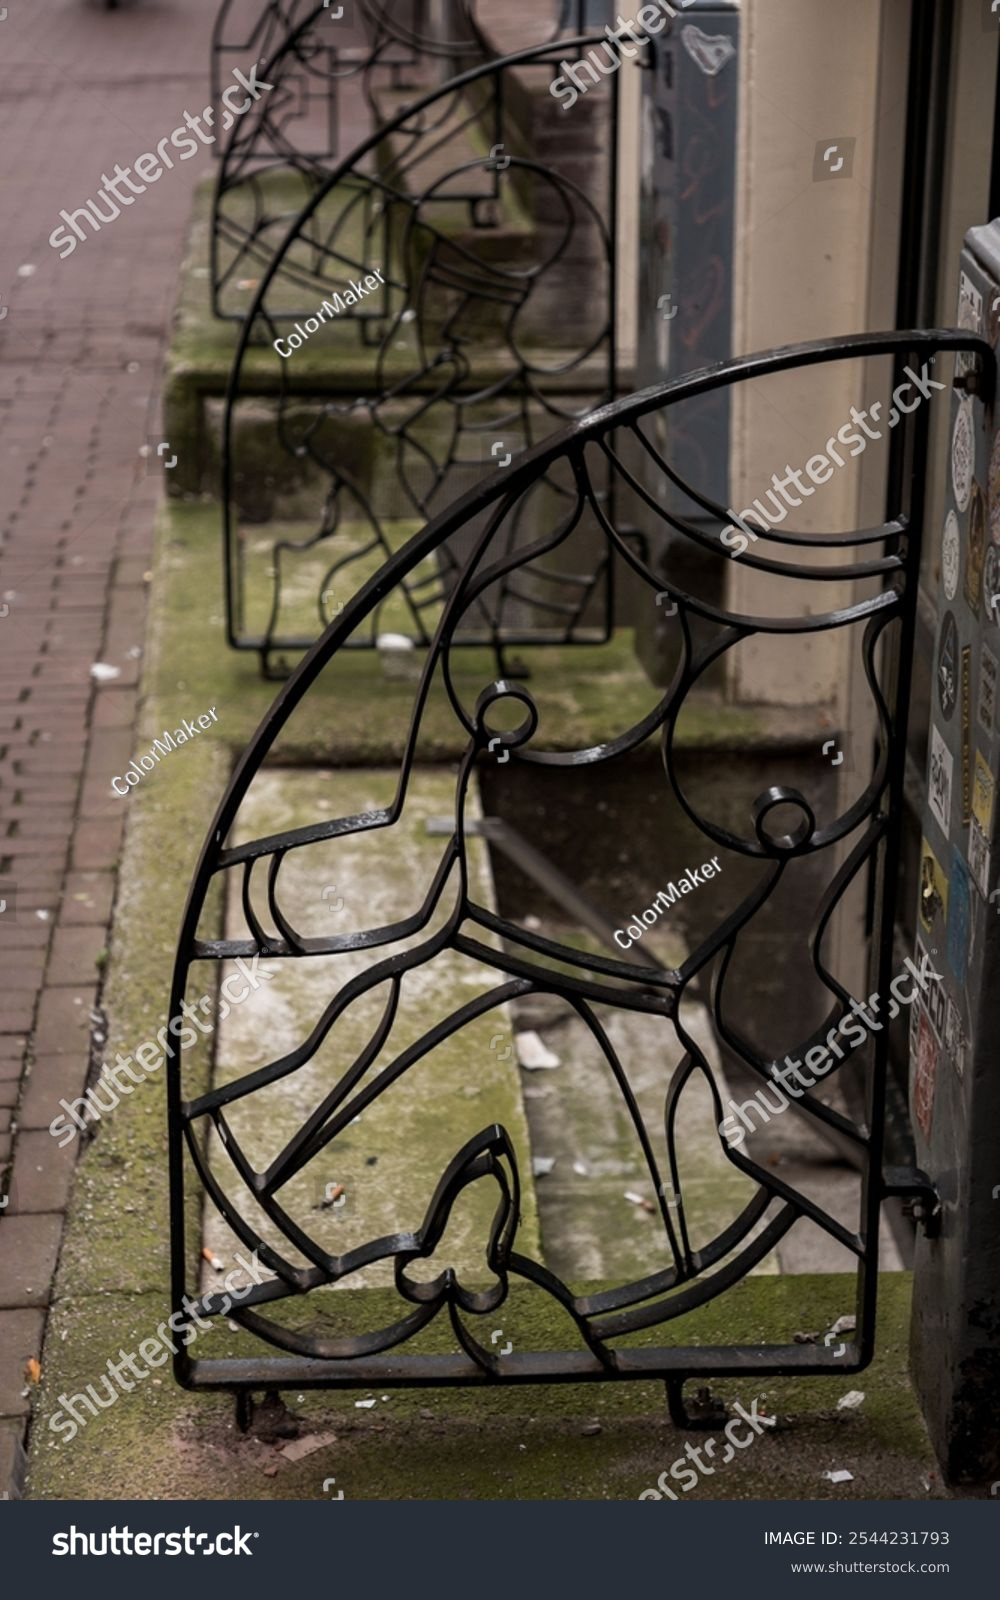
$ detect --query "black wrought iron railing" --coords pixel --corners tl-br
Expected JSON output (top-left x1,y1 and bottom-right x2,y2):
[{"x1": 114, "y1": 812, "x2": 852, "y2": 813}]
[
  {"x1": 169, "y1": 328, "x2": 991, "y2": 1418},
  {"x1": 210, "y1": 0, "x2": 597, "y2": 323},
  {"x1": 220, "y1": 36, "x2": 619, "y2": 676}
]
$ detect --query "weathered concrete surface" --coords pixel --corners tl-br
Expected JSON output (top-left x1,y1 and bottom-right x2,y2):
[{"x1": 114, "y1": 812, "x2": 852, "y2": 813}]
[
  {"x1": 203, "y1": 767, "x2": 540, "y2": 1289},
  {"x1": 28, "y1": 1275, "x2": 944, "y2": 1501},
  {"x1": 147, "y1": 500, "x2": 793, "y2": 760},
  {"x1": 509, "y1": 982, "x2": 772, "y2": 1288},
  {"x1": 165, "y1": 181, "x2": 610, "y2": 498}
]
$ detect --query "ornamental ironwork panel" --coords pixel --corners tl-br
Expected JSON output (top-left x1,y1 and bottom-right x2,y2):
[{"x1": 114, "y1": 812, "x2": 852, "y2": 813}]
[
  {"x1": 170, "y1": 329, "x2": 991, "y2": 1410},
  {"x1": 210, "y1": 0, "x2": 597, "y2": 323},
  {"x1": 221, "y1": 37, "x2": 619, "y2": 676}
]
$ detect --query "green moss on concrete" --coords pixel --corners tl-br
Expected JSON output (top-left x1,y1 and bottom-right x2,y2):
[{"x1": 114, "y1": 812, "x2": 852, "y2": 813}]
[
  {"x1": 28, "y1": 1275, "x2": 937, "y2": 1501},
  {"x1": 200, "y1": 767, "x2": 540, "y2": 1280},
  {"x1": 56, "y1": 753, "x2": 226, "y2": 1299},
  {"x1": 165, "y1": 180, "x2": 610, "y2": 495},
  {"x1": 228, "y1": 516, "x2": 430, "y2": 640},
  {"x1": 149, "y1": 501, "x2": 766, "y2": 764}
]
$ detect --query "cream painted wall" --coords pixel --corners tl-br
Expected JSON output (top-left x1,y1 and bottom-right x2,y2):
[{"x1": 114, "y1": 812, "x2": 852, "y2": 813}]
[{"x1": 729, "y1": 0, "x2": 890, "y2": 708}]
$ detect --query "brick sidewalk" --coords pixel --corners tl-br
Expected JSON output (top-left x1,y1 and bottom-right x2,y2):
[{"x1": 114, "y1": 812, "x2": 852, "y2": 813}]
[{"x1": 0, "y1": 0, "x2": 219, "y2": 1495}]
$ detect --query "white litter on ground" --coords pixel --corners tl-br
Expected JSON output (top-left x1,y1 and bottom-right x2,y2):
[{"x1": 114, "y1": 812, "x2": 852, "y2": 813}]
[
  {"x1": 515, "y1": 1031, "x2": 561, "y2": 1070},
  {"x1": 829, "y1": 1315, "x2": 857, "y2": 1336},
  {"x1": 279, "y1": 1430, "x2": 338, "y2": 1462},
  {"x1": 836, "y1": 1391, "x2": 865, "y2": 1411}
]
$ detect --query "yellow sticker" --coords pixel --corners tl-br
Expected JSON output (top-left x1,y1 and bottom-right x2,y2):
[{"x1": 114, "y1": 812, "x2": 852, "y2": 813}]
[
  {"x1": 919, "y1": 838, "x2": 949, "y2": 933},
  {"x1": 971, "y1": 748, "x2": 995, "y2": 836}
]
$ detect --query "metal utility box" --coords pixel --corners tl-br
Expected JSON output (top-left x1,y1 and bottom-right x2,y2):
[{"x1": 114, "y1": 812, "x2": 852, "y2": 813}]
[{"x1": 910, "y1": 221, "x2": 1000, "y2": 1485}]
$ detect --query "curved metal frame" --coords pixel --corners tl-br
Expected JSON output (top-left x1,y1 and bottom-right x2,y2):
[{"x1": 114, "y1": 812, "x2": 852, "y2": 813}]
[
  {"x1": 221, "y1": 34, "x2": 620, "y2": 675},
  {"x1": 210, "y1": 0, "x2": 595, "y2": 321},
  {"x1": 170, "y1": 327, "x2": 994, "y2": 1403}
]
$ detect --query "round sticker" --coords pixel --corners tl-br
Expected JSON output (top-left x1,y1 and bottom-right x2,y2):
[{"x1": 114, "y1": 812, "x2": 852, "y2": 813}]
[
  {"x1": 985, "y1": 544, "x2": 1000, "y2": 626},
  {"x1": 937, "y1": 610, "x2": 958, "y2": 722},
  {"x1": 990, "y1": 429, "x2": 1000, "y2": 545},
  {"x1": 941, "y1": 510, "x2": 960, "y2": 600},
  {"x1": 952, "y1": 399, "x2": 974, "y2": 514}
]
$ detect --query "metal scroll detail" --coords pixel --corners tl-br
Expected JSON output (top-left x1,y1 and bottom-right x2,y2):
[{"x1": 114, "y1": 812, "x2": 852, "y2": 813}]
[
  {"x1": 210, "y1": 1, "x2": 597, "y2": 323},
  {"x1": 221, "y1": 37, "x2": 618, "y2": 676},
  {"x1": 170, "y1": 329, "x2": 993, "y2": 1395}
]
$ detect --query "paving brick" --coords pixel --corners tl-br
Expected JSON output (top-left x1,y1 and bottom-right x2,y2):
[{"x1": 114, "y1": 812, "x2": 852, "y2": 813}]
[
  {"x1": 12, "y1": 754, "x2": 87, "y2": 776},
  {"x1": 0, "y1": 958, "x2": 46, "y2": 987},
  {"x1": 71, "y1": 816, "x2": 124, "y2": 870},
  {"x1": 3, "y1": 805, "x2": 76, "y2": 823},
  {"x1": 93, "y1": 688, "x2": 138, "y2": 730},
  {"x1": 45, "y1": 925, "x2": 108, "y2": 986},
  {"x1": 0, "y1": 1421, "x2": 27, "y2": 1496},
  {"x1": 60, "y1": 871, "x2": 114, "y2": 925},
  {"x1": 0, "y1": 836, "x2": 70, "y2": 861},
  {"x1": 0, "y1": 1214, "x2": 62, "y2": 1308},
  {"x1": 83, "y1": 728, "x2": 134, "y2": 774},
  {"x1": 31, "y1": 987, "x2": 95, "y2": 1057},
  {"x1": 0, "y1": 1310, "x2": 46, "y2": 1418},
  {"x1": 0, "y1": 998, "x2": 35, "y2": 1034},
  {"x1": 6, "y1": 1131, "x2": 76, "y2": 1216},
  {"x1": 18, "y1": 1055, "x2": 91, "y2": 1133},
  {"x1": 7, "y1": 818, "x2": 77, "y2": 840},
  {"x1": 0, "y1": 920, "x2": 50, "y2": 947}
]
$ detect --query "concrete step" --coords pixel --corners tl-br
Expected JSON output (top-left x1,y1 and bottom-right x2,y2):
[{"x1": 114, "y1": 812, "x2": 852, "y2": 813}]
[
  {"x1": 200, "y1": 761, "x2": 891, "y2": 1308},
  {"x1": 203, "y1": 766, "x2": 541, "y2": 1291},
  {"x1": 27, "y1": 1276, "x2": 939, "y2": 1501},
  {"x1": 165, "y1": 180, "x2": 613, "y2": 499}
]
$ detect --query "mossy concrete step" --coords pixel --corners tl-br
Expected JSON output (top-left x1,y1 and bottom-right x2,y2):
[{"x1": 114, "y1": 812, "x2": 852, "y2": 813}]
[
  {"x1": 229, "y1": 517, "x2": 428, "y2": 641},
  {"x1": 214, "y1": 389, "x2": 591, "y2": 523},
  {"x1": 201, "y1": 766, "x2": 541, "y2": 1289},
  {"x1": 166, "y1": 179, "x2": 609, "y2": 497},
  {"x1": 508, "y1": 962, "x2": 904, "y2": 1284},
  {"x1": 27, "y1": 1275, "x2": 940, "y2": 1500},
  {"x1": 194, "y1": 767, "x2": 778, "y2": 1303},
  {"x1": 152, "y1": 501, "x2": 822, "y2": 761},
  {"x1": 511, "y1": 991, "x2": 777, "y2": 1288},
  {"x1": 213, "y1": 168, "x2": 376, "y2": 327}
]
